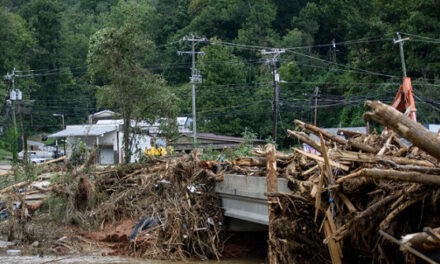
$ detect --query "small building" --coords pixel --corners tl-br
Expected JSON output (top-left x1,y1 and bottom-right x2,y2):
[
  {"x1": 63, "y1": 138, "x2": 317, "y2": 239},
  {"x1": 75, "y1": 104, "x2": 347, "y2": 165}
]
[
  {"x1": 49, "y1": 123, "x2": 150, "y2": 164},
  {"x1": 88, "y1": 110, "x2": 116, "y2": 124},
  {"x1": 174, "y1": 132, "x2": 265, "y2": 152},
  {"x1": 49, "y1": 115, "x2": 193, "y2": 164}
]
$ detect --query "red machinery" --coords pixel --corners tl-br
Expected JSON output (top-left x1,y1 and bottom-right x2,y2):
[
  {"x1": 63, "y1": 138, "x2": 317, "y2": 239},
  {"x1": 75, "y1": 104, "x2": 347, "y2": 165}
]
[{"x1": 390, "y1": 77, "x2": 417, "y2": 121}]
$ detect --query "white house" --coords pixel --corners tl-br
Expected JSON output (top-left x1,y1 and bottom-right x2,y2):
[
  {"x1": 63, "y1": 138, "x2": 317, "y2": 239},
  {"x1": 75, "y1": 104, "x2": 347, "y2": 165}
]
[
  {"x1": 48, "y1": 123, "x2": 148, "y2": 164},
  {"x1": 48, "y1": 114, "x2": 192, "y2": 164}
]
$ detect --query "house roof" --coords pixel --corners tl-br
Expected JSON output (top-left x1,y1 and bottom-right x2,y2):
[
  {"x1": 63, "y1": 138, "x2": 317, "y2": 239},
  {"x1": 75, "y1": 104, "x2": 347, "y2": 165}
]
[
  {"x1": 48, "y1": 125, "x2": 117, "y2": 138},
  {"x1": 88, "y1": 110, "x2": 115, "y2": 120},
  {"x1": 180, "y1": 132, "x2": 265, "y2": 143}
]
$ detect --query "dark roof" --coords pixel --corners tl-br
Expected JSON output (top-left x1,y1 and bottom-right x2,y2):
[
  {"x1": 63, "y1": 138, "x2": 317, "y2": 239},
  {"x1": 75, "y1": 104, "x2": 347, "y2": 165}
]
[{"x1": 180, "y1": 132, "x2": 265, "y2": 143}]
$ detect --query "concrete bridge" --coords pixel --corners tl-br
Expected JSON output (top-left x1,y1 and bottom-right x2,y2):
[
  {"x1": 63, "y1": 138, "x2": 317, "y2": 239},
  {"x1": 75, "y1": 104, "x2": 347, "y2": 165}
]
[{"x1": 215, "y1": 174, "x2": 290, "y2": 230}]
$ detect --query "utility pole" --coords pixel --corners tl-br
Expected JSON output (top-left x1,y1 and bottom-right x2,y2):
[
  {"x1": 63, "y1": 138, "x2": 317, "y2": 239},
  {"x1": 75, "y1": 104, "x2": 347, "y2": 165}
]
[
  {"x1": 393, "y1": 32, "x2": 410, "y2": 78},
  {"x1": 331, "y1": 39, "x2": 337, "y2": 71},
  {"x1": 17, "y1": 90, "x2": 27, "y2": 164},
  {"x1": 261, "y1": 49, "x2": 285, "y2": 142},
  {"x1": 177, "y1": 34, "x2": 207, "y2": 145},
  {"x1": 313, "y1": 87, "x2": 320, "y2": 126},
  {"x1": 4, "y1": 68, "x2": 19, "y2": 163}
]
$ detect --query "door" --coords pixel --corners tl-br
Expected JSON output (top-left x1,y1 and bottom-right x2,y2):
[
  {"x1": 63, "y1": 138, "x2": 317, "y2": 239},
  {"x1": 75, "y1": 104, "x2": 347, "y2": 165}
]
[{"x1": 100, "y1": 147, "x2": 114, "y2": 164}]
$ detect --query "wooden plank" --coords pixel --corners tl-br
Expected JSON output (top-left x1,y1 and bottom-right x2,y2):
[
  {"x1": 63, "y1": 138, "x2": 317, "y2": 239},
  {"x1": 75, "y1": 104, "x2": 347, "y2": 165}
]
[
  {"x1": 292, "y1": 148, "x2": 349, "y2": 171},
  {"x1": 324, "y1": 220, "x2": 343, "y2": 264},
  {"x1": 314, "y1": 163, "x2": 325, "y2": 222},
  {"x1": 320, "y1": 133, "x2": 335, "y2": 182},
  {"x1": 326, "y1": 208, "x2": 343, "y2": 258},
  {"x1": 302, "y1": 164, "x2": 319, "y2": 177},
  {"x1": 266, "y1": 144, "x2": 278, "y2": 264}
]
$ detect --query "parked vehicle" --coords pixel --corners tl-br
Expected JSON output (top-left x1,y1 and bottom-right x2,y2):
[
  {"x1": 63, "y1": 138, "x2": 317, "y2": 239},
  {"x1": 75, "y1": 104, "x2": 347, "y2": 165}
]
[{"x1": 29, "y1": 154, "x2": 50, "y2": 164}]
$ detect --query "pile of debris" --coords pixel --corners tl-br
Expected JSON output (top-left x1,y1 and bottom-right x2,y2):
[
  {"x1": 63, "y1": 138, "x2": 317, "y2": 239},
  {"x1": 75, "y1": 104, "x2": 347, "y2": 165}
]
[
  {"x1": 2, "y1": 100, "x2": 440, "y2": 263},
  {"x1": 70, "y1": 151, "x2": 225, "y2": 260},
  {"x1": 268, "y1": 101, "x2": 440, "y2": 263}
]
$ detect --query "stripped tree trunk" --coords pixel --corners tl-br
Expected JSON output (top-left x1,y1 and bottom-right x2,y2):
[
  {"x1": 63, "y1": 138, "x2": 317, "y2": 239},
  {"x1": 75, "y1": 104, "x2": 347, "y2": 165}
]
[
  {"x1": 266, "y1": 144, "x2": 278, "y2": 264},
  {"x1": 364, "y1": 100, "x2": 440, "y2": 161}
]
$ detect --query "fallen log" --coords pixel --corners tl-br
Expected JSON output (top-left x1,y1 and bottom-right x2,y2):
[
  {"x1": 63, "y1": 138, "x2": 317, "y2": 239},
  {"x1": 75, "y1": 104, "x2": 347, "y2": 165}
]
[
  {"x1": 292, "y1": 148, "x2": 349, "y2": 171},
  {"x1": 337, "y1": 129, "x2": 367, "y2": 139},
  {"x1": 401, "y1": 227, "x2": 440, "y2": 252},
  {"x1": 394, "y1": 165, "x2": 440, "y2": 174},
  {"x1": 27, "y1": 200, "x2": 44, "y2": 212},
  {"x1": 363, "y1": 100, "x2": 440, "y2": 161},
  {"x1": 295, "y1": 120, "x2": 347, "y2": 146},
  {"x1": 0, "y1": 180, "x2": 31, "y2": 194},
  {"x1": 287, "y1": 130, "x2": 321, "y2": 152},
  {"x1": 347, "y1": 139, "x2": 379, "y2": 153},
  {"x1": 380, "y1": 194, "x2": 428, "y2": 230},
  {"x1": 37, "y1": 156, "x2": 66, "y2": 166},
  {"x1": 252, "y1": 149, "x2": 293, "y2": 160},
  {"x1": 359, "y1": 169, "x2": 440, "y2": 186},
  {"x1": 393, "y1": 147, "x2": 409, "y2": 157},
  {"x1": 0, "y1": 171, "x2": 11, "y2": 178},
  {"x1": 329, "y1": 149, "x2": 434, "y2": 167},
  {"x1": 233, "y1": 156, "x2": 267, "y2": 167},
  {"x1": 120, "y1": 163, "x2": 167, "y2": 181}
]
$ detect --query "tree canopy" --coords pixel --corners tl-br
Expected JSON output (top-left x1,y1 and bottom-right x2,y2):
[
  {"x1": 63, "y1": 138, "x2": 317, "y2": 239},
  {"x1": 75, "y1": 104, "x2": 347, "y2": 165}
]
[{"x1": 1, "y1": 0, "x2": 440, "y2": 150}]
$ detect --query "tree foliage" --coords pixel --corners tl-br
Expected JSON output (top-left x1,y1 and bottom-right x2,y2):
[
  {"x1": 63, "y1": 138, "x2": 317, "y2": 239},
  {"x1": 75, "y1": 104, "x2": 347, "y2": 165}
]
[
  {"x1": 1, "y1": 0, "x2": 440, "y2": 151},
  {"x1": 87, "y1": 5, "x2": 175, "y2": 162}
]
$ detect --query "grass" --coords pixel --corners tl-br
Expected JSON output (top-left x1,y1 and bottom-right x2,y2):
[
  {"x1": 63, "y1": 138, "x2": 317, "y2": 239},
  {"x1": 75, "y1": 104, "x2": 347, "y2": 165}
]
[{"x1": 0, "y1": 148, "x2": 11, "y2": 161}]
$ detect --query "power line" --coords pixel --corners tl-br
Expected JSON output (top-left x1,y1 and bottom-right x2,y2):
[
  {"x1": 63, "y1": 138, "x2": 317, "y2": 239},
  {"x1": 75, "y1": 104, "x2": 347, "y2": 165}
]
[
  {"x1": 286, "y1": 50, "x2": 400, "y2": 79},
  {"x1": 400, "y1": 32, "x2": 440, "y2": 43}
]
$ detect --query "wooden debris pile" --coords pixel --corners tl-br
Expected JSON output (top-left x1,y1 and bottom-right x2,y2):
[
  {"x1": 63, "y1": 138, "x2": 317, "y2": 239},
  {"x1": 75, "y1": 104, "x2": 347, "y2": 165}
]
[
  {"x1": 272, "y1": 101, "x2": 440, "y2": 263},
  {"x1": 72, "y1": 151, "x2": 225, "y2": 260}
]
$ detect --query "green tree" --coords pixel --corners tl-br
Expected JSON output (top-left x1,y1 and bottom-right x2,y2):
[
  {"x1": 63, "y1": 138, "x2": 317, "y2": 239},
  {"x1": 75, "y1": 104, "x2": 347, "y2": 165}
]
[
  {"x1": 88, "y1": 5, "x2": 176, "y2": 163},
  {"x1": 236, "y1": 0, "x2": 279, "y2": 46},
  {"x1": 196, "y1": 41, "x2": 249, "y2": 136}
]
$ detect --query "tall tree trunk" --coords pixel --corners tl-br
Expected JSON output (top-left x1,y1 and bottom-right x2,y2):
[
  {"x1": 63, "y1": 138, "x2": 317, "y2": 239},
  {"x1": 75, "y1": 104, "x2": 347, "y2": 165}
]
[{"x1": 123, "y1": 108, "x2": 131, "y2": 164}]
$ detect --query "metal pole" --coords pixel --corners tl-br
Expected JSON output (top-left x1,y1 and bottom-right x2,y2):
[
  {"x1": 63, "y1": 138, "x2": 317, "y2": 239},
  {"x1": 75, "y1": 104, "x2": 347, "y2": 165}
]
[
  {"x1": 396, "y1": 32, "x2": 407, "y2": 78},
  {"x1": 11, "y1": 100, "x2": 17, "y2": 163},
  {"x1": 11, "y1": 68, "x2": 18, "y2": 163},
  {"x1": 191, "y1": 38, "x2": 197, "y2": 145}
]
